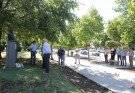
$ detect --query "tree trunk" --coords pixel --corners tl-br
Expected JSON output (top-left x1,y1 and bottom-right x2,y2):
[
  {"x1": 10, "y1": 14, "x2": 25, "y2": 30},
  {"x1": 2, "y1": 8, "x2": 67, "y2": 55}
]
[
  {"x1": 0, "y1": 52, "x2": 2, "y2": 59},
  {"x1": 50, "y1": 43, "x2": 53, "y2": 60},
  {"x1": 67, "y1": 49, "x2": 69, "y2": 56},
  {"x1": 0, "y1": 25, "x2": 3, "y2": 59},
  {"x1": 88, "y1": 49, "x2": 90, "y2": 61},
  {"x1": 0, "y1": 1, "x2": 3, "y2": 59},
  {"x1": 87, "y1": 44, "x2": 90, "y2": 61}
]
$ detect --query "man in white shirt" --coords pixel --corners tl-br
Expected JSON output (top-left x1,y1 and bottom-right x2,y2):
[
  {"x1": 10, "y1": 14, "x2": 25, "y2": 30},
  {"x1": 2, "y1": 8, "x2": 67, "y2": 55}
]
[
  {"x1": 42, "y1": 39, "x2": 51, "y2": 73},
  {"x1": 74, "y1": 48, "x2": 80, "y2": 64},
  {"x1": 30, "y1": 41, "x2": 37, "y2": 65}
]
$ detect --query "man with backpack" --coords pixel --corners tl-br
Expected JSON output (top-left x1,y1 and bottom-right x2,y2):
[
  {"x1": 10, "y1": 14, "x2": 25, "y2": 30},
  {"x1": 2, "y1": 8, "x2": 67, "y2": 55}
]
[{"x1": 58, "y1": 46, "x2": 65, "y2": 66}]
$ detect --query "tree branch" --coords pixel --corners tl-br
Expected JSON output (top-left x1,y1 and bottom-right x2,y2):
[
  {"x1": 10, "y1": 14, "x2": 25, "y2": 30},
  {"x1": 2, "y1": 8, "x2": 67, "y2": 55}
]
[{"x1": 3, "y1": 0, "x2": 11, "y2": 9}]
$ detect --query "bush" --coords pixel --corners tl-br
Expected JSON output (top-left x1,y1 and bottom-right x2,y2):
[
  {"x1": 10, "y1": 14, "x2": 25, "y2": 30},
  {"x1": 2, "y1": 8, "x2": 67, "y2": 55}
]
[
  {"x1": 0, "y1": 41, "x2": 6, "y2": 52},
  {"x1": 0, "y1": 44, "x2": 4, "y2": 52},
  {"x1": 16, "y1": 42, "x2": 22, "y2": 52},
  {"x1": 16, "y1": 45, "x2": 22, "y2": 52}
]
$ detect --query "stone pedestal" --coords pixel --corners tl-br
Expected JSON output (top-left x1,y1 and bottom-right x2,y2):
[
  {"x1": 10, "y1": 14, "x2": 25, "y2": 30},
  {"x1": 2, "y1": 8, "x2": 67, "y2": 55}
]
[{"x1": 6, "y1": 41, "x2": 16, "y2": 68}]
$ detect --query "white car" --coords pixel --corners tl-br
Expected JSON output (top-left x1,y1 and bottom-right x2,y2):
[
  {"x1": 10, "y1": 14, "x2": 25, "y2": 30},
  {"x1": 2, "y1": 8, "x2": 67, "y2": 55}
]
[
  {"x1": 81, "y1": 50, "x2": 88, "y2": 55},
  {"x1": 89, "y1": 49, "x2": 100, "y2": 56}
]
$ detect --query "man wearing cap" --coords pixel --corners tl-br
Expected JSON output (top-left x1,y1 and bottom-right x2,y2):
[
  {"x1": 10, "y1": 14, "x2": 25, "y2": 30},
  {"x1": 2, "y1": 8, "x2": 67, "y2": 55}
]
[{"x1": 42, "y1": 39, "x2": 51, "y2": 73}]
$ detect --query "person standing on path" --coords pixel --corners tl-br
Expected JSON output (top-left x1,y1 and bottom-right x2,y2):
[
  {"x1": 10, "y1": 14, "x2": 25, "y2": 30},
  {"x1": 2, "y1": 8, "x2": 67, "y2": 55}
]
[
  {"x1": 116, "y1": 46, "x2": 122, "y2": 65},
  {"x1": 42, "y1": 39, "x2": 51, "y2": 73},
  {"x1": 58, "y1": 47, "x2": 65, "y2": 66},
  {"x1": 104, "y1": 48, "x2": 109, "y2": 64},
  {"x1": 30, "y1": 41, "x2": 37, "y2": 65},
  {"x1": 74, "y1": 48, "x2": 80, "y2": 64},
  {"x1": 110, "y1": 47, "x2": 116, "y2": 60},
  {"x1": 121, "y1": 48, "x2": 127, "y2": 66},
  {"x1": 128, "y1": 47, "x2": 134, "y2": 68}
]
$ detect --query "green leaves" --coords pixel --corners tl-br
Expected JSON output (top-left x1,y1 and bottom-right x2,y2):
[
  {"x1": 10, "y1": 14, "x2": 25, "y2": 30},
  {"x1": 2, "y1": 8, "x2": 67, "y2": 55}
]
[
  {"x1": 72, "y1": 7, "x2": 104, "y2": 47},
  {"x1": 106, "y1": 0, "x2": 135, "y2": 47},
  {"x1": 0, "y1": 0, "x2": 79, "y2": 45}
]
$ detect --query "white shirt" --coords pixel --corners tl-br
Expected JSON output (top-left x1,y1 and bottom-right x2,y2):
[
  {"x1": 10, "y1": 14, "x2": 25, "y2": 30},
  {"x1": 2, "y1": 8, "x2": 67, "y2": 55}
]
[
  {"x1": 30, "y1": 43, "x2": 36, "y2": 51},
  {"x1": 42, "y1": 42, "x2": 51, "y2": 54},
  {"x1": 75, "y1": 48, "x2": 80, "y2": 55}
]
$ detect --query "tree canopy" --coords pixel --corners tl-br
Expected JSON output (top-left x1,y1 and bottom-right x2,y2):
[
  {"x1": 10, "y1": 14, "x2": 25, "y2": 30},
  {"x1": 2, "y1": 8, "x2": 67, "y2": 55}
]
[{"x1": 106, "y1": 0, "x2": 135, "y2": 47}]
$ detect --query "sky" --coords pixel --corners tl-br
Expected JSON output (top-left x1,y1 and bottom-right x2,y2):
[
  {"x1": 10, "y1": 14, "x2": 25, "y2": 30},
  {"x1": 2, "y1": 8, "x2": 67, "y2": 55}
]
[{"x1": 74, "y1": 0, "x2": 120, "y2": 22}]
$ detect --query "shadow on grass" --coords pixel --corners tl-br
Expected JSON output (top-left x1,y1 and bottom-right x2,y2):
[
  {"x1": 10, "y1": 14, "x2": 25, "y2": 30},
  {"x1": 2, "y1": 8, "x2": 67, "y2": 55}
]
[{"x1": 0, "y1": 58, "x2": 81, "y2": 93}]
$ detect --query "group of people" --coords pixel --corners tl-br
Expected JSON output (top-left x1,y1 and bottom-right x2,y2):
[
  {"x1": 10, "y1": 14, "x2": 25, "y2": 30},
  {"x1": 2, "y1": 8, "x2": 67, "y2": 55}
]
[
  {"x1": 30, "y1": 39, "x2": 51, "y2": 73},
  {"x1": 29, "y1": 39, "x2": 67, "y2": 74},
  {"x1": 104, "y1": 46, "x2": 134, "y2": 67},
  {"x1": 57, "y1": 47, "x2": 81, "y2": 66}
]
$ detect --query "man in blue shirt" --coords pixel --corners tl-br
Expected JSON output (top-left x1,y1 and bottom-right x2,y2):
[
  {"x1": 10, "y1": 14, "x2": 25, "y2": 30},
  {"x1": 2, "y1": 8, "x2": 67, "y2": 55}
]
[
  {"x1": 116, "y1": 46, "x2": 122, "y2": 65},
  {"x1": 30, "y1": 41, "x2": 37, "y2": 65}
]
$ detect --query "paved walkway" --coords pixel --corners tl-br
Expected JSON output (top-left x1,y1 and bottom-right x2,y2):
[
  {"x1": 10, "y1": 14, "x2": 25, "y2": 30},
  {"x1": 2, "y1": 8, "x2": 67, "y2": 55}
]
[{"x1": 53, "y1": 54, "x2": 135, "y2": 93}]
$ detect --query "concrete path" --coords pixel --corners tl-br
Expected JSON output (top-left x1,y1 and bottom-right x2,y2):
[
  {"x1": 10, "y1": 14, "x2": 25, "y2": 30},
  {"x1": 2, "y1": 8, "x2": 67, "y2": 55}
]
[{"x1": 53, "y1": 54, "x2": 135, "y2": 93}]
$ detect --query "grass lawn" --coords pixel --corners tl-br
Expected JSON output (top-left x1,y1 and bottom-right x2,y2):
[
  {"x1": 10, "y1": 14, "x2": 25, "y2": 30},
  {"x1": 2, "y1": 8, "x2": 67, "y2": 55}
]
[{"x1": 0, "y1": 52, "x2": 81, "y2": 93}]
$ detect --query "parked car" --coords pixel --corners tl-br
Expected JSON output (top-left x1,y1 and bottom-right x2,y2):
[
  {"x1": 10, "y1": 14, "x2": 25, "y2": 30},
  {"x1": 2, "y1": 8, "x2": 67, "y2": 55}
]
[
  {"x1": 89, "y1": 49, "x2": 100, "y2": 56},
  {"x1": 97, "y1": 49, "x2": 104, "y2": 53},
  {"x1": 79, "y1": 48, "x2": 87, "y2": 55},
  {"x1": 81, "y1": 50, "x2": 88, "y2": 55}
]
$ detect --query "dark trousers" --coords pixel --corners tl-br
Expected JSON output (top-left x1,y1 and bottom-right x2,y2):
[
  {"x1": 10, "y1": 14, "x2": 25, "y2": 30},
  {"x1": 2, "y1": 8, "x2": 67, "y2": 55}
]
[
  {"x1": 42, "y1": 56, "x2": 45, "y2": 68},
  {"x1": 30, "y1": 51, "x2": 36, "y2": 64},
  {"x1": 117, "y1": 55, "x2": 122, "y2": 65},
  {"x1": 43, "y1": 54, "x2": 50, "y2": 73},
  {"x1": 104, "y1": 55, "x2": 108, "y2": 63}
]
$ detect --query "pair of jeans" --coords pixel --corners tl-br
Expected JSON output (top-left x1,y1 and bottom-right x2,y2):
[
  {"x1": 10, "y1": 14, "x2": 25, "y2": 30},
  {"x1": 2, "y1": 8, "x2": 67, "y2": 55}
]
[
  {"x1": 121, "y1": 56, "x2": 126, "y2": 66},
  {"x1": 30, "y1": 51, "x2": 36, "y2": 64},
  {"x1": 58, "y1": 55, "x2": 65, "y2": 66}
]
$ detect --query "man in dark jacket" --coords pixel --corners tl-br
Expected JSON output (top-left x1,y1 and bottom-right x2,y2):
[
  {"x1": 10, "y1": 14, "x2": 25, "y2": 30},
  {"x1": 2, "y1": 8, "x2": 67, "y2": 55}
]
[{"x1": 58, "y1": 46, "x2": 65, "y2": 66}]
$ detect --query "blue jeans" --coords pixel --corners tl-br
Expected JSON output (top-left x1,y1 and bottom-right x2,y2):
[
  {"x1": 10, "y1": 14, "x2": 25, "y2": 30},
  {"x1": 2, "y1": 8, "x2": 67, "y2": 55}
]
[
  {"x1": 121, "y1": 56, "x2": 126, "y2": 66},
  {"x1": 58, "y1": 55, "x2": 65, "y2": 66}
]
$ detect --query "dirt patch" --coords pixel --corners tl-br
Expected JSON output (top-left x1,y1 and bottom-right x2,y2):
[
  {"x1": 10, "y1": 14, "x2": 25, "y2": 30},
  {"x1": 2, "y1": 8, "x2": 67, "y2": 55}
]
[
  {"x1": 117, "y1": 67, "x2": 135, "y2": 73},
  {"x1": 91, "y1": 61, "x2": 135, "y2": 74},
  {"x1": 60, "y1": 66, "x2": 113, "y2": 93}
]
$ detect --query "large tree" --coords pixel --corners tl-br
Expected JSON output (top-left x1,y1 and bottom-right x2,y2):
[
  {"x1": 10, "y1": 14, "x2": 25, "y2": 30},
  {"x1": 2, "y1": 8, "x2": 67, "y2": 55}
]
[
  {"x1": 0, "y1": 0, "x2": 79, "y2": 59},
  {"x1": 72, "y1": 7, "x2": 104, "y2": 46},
  {"x1": 114, "y1": 0, "x2": 135, "y2": 45},
  {"x1": 0, "y1": 0, "x2": 42, "y2": 59},
  {"x1": 106, "y1": 17, "x2": 122, "y2": 42},
  {"x1": 72, "y1": 6, "x2": 104, "y2": 60}
]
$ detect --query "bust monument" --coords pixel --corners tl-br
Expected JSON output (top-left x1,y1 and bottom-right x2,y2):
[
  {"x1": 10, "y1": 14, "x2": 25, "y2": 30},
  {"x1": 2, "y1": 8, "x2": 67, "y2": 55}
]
[
  {"x1": 6, "y1": 29, "x2": 16, "y2": 68},
  {"x1": 8, "y1": 29, "x2": 15, "y2": 41}
]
